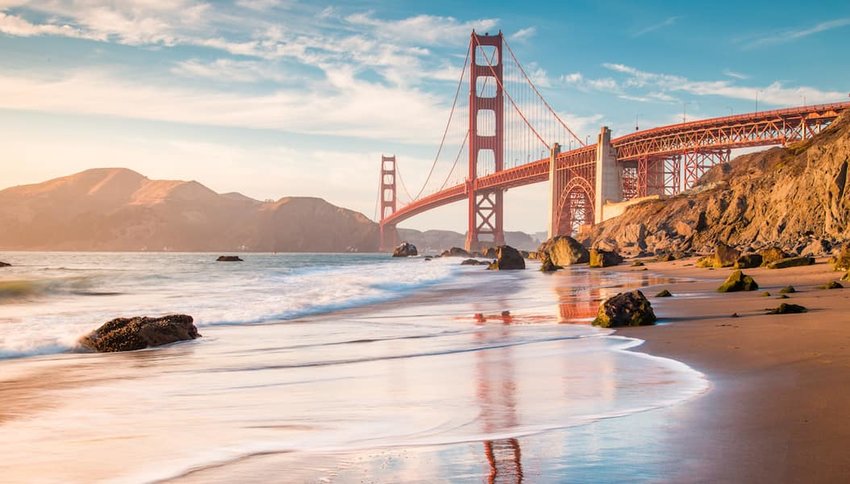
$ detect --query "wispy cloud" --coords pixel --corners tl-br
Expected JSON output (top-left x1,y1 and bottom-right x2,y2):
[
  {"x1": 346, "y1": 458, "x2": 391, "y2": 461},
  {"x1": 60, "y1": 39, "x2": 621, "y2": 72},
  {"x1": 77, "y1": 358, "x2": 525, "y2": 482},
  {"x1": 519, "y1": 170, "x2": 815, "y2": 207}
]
[
  {"x1": 344, "y1": 12, "x2": 498, "y2": 46},
  {"x1": 722, "y1": 69, "x2": 749, "y2": 80},
  {"x1": 510, "y1": 26, "x2": 536, "y2": 42},
  {"x1": 632, "y1": 16, "x2": 679, "y2": 37},
  {"x1": 741, "y1": 17, "x2": 850, "y2": 48},
  {"x1": 563, "y1": 63, "x2": 845, "y2": 107}
]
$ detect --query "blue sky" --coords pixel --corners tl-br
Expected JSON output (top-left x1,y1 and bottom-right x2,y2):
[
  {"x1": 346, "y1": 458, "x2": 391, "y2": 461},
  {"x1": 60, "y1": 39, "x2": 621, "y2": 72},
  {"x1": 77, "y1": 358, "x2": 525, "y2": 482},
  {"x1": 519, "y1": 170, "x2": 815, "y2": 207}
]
[{"x1": 1, "y1": 0, "x2": 849, "y2": 233}]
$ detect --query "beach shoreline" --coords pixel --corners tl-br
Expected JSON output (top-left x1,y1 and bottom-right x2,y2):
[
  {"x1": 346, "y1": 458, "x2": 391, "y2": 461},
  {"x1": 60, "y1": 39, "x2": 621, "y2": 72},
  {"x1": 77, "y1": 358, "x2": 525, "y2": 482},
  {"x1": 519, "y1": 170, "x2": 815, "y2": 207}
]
[{"x1": 612, "y1": 257, "x2": 850, "y2": 483}]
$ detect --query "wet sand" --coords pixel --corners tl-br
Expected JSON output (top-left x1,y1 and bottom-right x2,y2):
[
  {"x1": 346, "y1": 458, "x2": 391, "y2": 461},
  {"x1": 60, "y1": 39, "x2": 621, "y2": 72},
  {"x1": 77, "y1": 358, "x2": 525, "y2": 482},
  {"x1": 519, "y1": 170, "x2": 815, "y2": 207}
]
[{"x1": 614, "y1": 258, "x2": 850, "y2": 483}]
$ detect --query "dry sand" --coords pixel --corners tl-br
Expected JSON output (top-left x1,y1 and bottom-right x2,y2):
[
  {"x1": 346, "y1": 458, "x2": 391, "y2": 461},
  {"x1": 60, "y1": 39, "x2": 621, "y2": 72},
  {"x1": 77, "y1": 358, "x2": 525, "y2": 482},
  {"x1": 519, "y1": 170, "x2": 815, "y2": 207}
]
[{"x1": 613, "y1": 258, "x2": 850, "y2": 483}]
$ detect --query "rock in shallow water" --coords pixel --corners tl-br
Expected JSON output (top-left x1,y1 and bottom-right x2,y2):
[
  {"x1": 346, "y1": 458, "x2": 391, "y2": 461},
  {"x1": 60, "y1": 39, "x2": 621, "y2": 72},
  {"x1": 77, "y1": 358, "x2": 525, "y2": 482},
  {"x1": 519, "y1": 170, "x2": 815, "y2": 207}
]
[
  {"x1": 0, "y1": 261, "x2": 10, "y2": 267},
  {"x1": 486, "y1": 245, "x2": 525, "y2": 270},
  {"x1": 217, "y1": 256, "x2": 243, "y2": 262},
  {"x1": 392, "y1": 242, "x2": 418, "y2": 257},
  {"x1": 78, "y1": 314, "x2": 200, "y2": 353},
  {"x1": 592, "y1": 290, "x2": 657, "y2": 328}
]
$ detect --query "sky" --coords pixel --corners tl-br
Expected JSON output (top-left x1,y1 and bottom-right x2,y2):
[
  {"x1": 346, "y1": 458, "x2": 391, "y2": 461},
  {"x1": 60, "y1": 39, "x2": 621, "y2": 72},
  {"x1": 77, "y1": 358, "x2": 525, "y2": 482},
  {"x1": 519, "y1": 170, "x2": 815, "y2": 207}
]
[{"x1": 1, "y1": 0, "x2": 849, "y2": 233}]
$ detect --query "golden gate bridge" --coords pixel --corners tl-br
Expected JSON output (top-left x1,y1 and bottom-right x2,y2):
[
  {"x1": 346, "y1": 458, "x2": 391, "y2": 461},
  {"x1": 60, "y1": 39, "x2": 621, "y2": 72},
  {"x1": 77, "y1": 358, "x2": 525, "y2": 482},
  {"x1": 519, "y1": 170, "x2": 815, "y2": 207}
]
[{"x1": 378, "y1": 31, "x2": 850, "y2": 251}]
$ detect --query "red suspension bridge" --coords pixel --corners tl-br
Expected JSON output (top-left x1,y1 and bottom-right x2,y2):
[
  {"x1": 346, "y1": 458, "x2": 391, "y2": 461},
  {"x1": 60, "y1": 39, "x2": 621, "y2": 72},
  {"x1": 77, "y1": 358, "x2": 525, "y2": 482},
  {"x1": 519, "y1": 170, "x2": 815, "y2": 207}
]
[{"x1": 378, "y1": 31, "x2": 850, "y2": 251}]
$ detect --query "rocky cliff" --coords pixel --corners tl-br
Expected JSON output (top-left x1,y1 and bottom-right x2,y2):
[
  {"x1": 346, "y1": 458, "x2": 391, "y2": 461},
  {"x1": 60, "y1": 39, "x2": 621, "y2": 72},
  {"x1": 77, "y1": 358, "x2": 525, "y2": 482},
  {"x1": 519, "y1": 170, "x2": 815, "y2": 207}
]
[
  {"x1": 0, "y1": 168, "x2": 378, "y2": 252},
  {"x1": 590, "y1": 111, "x2": 850, "y2": 256}
]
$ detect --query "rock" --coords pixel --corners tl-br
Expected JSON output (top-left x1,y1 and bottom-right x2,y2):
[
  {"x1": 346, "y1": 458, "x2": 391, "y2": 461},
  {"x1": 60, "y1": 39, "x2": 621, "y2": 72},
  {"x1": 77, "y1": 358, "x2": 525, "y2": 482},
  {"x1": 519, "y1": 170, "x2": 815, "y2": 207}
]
[
  {"x1": 78, "y1": 315, "x2": 200, "y2": 353},
  {"x1": 830, "y1": 246, "x2": 850, "y2": 271},
  {"x1": 540, "y1": 255, "x2": 561, "y2": 272},
  {"x1": 759, "y1": 247, "x2": 791, "y2": 267},
  {"x1": 655, "y1": 252, "x2": 676, "y2": 262},
  {"x1": 767, "y1": 303, "x2": 808, "y2": 314},
  {"x1": 631, "y1": 261, "x2": 645, "y2": 267},
  {"x1": 731, "y1": 312, "x2": 740, "y2": 318},
  {"x1": 538, "y1": 235, "x2": 589, "y2": 266},
  {"x1": 0, "y1": 261, "x2": 10, "y2": 267},
  {"x1": 440, "y1": 247, "x2": 470, "y2": 258},
  {"x1": 487, "y1": 245, "x2": 525, "y2": 270},
  {"x1": 527, "y1": 251, "x2": 539, "y2": 260},
  {"x1": 392, "y1": 242, "x2": 418, "y2": 257},
  {"x1": 843, "y1": 272, "x2": 850, "y2": 281},
  {"x1": 216, "y1": 256, "x2": 243, "y2": 262},
  {"x1": 821, "y1": 281, "x2": 843, "y2": 289},
  {"x1": 707, "y1": 243, "x2": 741, "y2": 268},
  {"x1": 734, "y1": 253, "x2": 763, "y2": 269},
  {"x1": 761, "y1": 291, "x2": 771, "y2": 297},
  {"x1": 460, "y1": 258, "x2": 487, "y2": 266},
  {"x1": 779, "y1": 294, "x2": 790, "y2": 299},
  {"x1": 778, "y1": 286, "x2": 796, "y2": 294},
  {"x1": 717, "y1": 270, "x2": 759, "y2": 292},
  {"x1": 520, "y1": 250, "x2": 530, "y2": 258},
  {"x1": 594, "y1": 238, "x2": 618, "y2": 253},
  {"x1": 766, "y1": 256, "x2": 815, "y2": 269},
  {"x1": 592, "y1": 290, "x2": 657, "y2": 328},
  {"x1": 482, "y1": 247, "x2": 498, "y2": 258},
  {"x1": 424, "y1": 256, "x2": 433, "y2": 261},
  {"x1": 589, "y1": 249, "x2": 623, "y2": 268},
  {"x1": 802, "y1": 239, "x2": 831, "y2": 257},
  {"x1": 655, "y1": 289, "x2": 673, "y2": 297}
]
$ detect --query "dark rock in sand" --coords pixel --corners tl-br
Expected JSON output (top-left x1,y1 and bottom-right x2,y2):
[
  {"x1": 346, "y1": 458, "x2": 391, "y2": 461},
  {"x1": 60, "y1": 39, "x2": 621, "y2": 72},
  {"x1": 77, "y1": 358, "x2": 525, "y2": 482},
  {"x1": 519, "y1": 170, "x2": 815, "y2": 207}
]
[
  {"x1": 821, "y1": 281, "x2": 843, "y2": 289},
  {"x1": 589, "y1": 249, "x2": 623, "y2": 268},
  {"x1": 460, "y1": 258, "x2": 487, "y2": 266},
  {"x1": 487, "y1": 245, "x2": 525, "y2": 270},
  {"x1": 592, "y1": 290, "x2": 657, "y2": 328},
  {"x1": 767, "y1": 303, "x2": 808, "y2": 314},
  {"x1": 78, "y1": 314, "x2": 200, "y2": 353},
  {"x1": 766, "y1": 256, "x2": 814, "y2": 269},
  {"x1": 538, "y1": 235, "x2": 589, "y2": 266},
  {"x1": 217, "y1": 255, "x2": 243, "y2": 262},
  {"x1": 734, "y1": 253, "x2": 763, "y2": 269},
  {"x1": 718, "y1": 270, "x2": 759, "y2": 292},
  {"x1": 631, "y1": 261, "x2": 645, "y2": 267},
  {"x1": 424, "y1": 256, "x2": 433, "y2": 261},
  {"x1": 655, "y1": 289, "x2": 673, "y2": 297},
  {"x1": 392, "y1": 241, "x2": 418, "y2": 257},
  {"x1": 440, "y1": 247, "x2": 470, "y2": 258},
  {"x1": 779, "y1": 285, "x2": 797, "y2": 294},
  {"x1": 0, "y1": 261, "x2": 10, "y2": 267},
  {"x1": 761, "y1": 291, "x2": 772, "y2": 297}
]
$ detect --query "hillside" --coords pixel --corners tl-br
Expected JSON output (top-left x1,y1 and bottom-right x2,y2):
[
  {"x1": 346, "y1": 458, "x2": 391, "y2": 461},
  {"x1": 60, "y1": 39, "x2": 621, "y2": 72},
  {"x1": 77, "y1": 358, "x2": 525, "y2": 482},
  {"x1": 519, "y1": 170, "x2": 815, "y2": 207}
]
[
  {"x1": 0, "y1": 168, "x2": 378, "y2": 252},
  {"x1": 591, "y1": 111, "x2": 850, "y2": 255}
]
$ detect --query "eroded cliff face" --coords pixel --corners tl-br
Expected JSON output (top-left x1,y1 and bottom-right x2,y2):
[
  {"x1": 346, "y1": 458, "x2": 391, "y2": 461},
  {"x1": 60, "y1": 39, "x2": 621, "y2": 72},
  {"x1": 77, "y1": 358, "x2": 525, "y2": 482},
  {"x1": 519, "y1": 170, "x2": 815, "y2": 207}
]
[
  {"x1": 591, "y1": 111, "x2": 850, "y2": 255},
  {"x1": 0, "y1": 168, "x2": 379, "y2": 252}
]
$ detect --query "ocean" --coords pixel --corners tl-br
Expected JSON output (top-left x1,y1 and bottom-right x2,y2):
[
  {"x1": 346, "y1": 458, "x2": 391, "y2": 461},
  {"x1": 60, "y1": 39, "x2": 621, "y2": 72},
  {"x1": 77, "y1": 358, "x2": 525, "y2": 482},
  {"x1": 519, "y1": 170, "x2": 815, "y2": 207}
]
[{"x1": 0, "y1": 252, "x2": 707, "y2": 482}]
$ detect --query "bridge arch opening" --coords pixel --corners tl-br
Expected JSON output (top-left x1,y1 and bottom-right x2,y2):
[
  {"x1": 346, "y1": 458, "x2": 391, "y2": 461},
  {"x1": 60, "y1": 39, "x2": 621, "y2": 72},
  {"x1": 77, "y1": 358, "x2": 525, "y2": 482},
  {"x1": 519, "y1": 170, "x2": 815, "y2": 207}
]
[
  {"x1": 476, "y1": 109, "x2": 496, "y2": 137},
  {"x1": 475, "y1": 45, "x2": 497, "y2": 66}
]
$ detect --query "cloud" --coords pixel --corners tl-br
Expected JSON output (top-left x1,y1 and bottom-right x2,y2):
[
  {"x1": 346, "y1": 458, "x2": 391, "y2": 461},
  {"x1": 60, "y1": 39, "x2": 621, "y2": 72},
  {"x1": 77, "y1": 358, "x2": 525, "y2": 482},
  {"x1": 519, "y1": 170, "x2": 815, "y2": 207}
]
[
  {"x1": 741, "y1": 17, "x2": 850, "y2": 49},
  {"x1": 722, "y1": 69, "x2": 749, "y2": 80},
  {"x1": 170, "y1": 58, "x2": 291, "y2": 83},
  {"x1": 0, "y1": 11, "x2": 106, "y2": 40},
  {"x1": 632, "y1": 16, "x2": 679, "y2": 37},
  {"x1": 510, "y1": 26, "x2": 536, "y2": 42},
  {"x1": 0, "y1": 68, "x2": 453, "y2": 142},
  {"x1": 564, "y1": 63, "x2": 846, "y2": 107},
  {"x1": 236, "y1": 0, "x2": 283, "y2": 11},
  {"x1": 344, "y1": 12, "x2": 498, "y2": 46}
]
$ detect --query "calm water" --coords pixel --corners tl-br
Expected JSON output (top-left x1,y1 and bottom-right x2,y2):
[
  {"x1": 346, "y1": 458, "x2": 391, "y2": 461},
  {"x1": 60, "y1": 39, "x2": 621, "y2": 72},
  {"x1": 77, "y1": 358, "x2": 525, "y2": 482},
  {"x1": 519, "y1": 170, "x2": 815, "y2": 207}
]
[{"x1": 0, "y1": 252, "x2": 706, "y2": 482}]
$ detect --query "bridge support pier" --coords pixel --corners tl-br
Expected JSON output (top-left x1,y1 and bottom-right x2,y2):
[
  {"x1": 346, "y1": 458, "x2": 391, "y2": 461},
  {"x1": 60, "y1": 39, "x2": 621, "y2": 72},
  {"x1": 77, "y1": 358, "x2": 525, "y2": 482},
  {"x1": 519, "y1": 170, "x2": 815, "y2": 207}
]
[
  {"x1": 594, "y1": 126, "x2": 621, "y2": 224},
  {"x1": 378, "y1": 154, "x2": 398, "y2": 252}
]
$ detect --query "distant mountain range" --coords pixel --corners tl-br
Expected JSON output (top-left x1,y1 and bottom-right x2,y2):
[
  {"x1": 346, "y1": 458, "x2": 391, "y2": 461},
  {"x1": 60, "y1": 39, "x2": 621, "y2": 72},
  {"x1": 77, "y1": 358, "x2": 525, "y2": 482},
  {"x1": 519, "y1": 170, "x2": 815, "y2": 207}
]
[
  {"x1": 0, "y1": 168, "x2": 378, "y2": 252},
  {"x1": 0, "y1": 168, "x2": 545, "y2": 253}
]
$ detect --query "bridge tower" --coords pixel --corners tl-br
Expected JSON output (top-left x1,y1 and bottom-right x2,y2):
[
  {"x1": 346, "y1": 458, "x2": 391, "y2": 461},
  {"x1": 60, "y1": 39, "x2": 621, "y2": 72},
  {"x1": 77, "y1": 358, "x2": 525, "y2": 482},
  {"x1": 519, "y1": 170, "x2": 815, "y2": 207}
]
[
  {"x1": 379, "y1": 155, "x2": 398, "y2": 251},
  {"x1": 465, "y1": 31, "x2": 505, "y2": 252}
]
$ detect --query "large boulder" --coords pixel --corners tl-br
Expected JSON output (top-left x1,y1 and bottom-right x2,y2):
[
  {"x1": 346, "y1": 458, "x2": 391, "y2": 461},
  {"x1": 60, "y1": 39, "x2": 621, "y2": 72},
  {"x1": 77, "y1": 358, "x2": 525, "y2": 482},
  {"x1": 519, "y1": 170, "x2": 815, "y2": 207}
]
[
  {"x1": 766, "y1": 256, "x2": 815, "y2": 269},
  {"x1": 592, "y1": 290, "x2": 657, "y2": 328},
  {"x1": 717, "y1": 270, "x2": 759, "y2": 292},
  {"x1": 734, "y1": 253, "x2": 763, "y2": 269},
  {"x1": 705, "y1": 243, "x2": 741, "y2": 268},
  {"x1": 392, "y1": 242, "x2": 418, "y2": 257},
  {"x1": 539, "y1": 235, "x2": 589, "y2": 266},
  {"x1": 487, "y1": 245, "x2": 525, "y2": 270},
  {"x1": 830, "y1": 246, "x2": 850, "y2": 271},
  {"x1": 78, "y1": 315, "x2": 200, "y2": 353},
  {"x1": 589, "y1": 249, "x2": 624, "y2": 268},
  {"x1": 441, "y1": 247, "x2": 470, "y2": 258},
  {"x1": 759, "y1": 247, "x2": 791, "y2": 267}
]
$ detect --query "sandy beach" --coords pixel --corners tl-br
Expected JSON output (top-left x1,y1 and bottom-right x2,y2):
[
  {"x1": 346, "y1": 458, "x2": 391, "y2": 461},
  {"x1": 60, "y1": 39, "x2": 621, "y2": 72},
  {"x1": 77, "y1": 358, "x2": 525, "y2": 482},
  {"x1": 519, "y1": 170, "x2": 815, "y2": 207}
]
[{"x1": 614, "y1": 257, "x2": 850, "y2": 483}]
